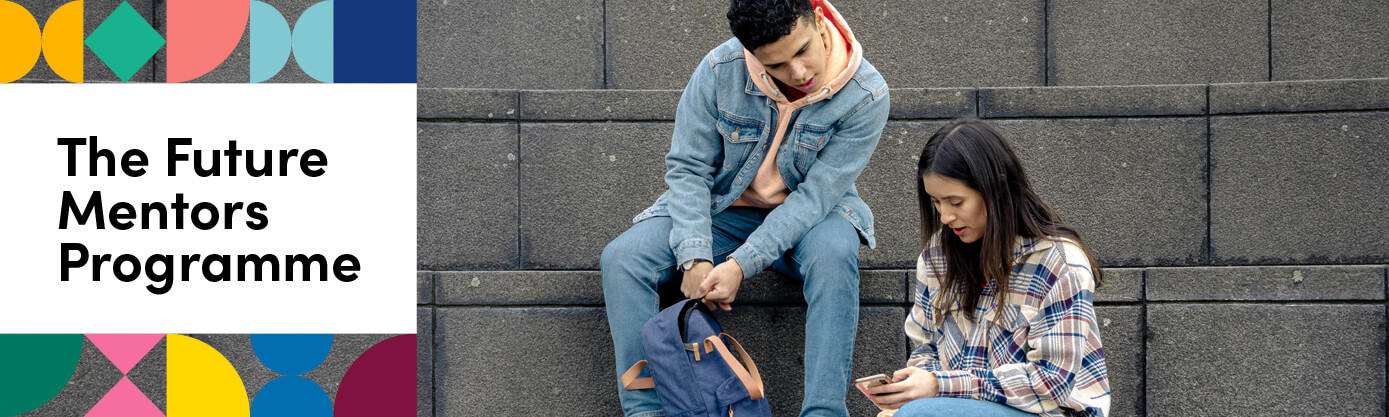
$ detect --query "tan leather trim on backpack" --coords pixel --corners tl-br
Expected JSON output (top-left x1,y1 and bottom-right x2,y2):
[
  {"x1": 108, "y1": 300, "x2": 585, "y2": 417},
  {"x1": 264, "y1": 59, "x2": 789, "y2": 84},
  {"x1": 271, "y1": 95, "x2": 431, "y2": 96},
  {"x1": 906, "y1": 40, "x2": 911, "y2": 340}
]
[
  {"x1": 621, "y1": 360, "x2": 655, "y2": 390},
  {"x1": 686, "y1": 342, "x2": 703, "y2": 361},
  {"x1": 702, "y1": 333, "x2": 765, "y2": 400}
]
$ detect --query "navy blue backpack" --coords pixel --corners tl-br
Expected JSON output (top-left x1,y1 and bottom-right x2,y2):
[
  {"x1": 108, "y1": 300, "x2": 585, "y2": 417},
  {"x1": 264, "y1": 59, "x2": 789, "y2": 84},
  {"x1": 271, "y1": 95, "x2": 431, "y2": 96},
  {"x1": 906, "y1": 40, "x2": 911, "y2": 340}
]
[{"x1": 621, "y1": 299, "x2": 772, "y2": 417}]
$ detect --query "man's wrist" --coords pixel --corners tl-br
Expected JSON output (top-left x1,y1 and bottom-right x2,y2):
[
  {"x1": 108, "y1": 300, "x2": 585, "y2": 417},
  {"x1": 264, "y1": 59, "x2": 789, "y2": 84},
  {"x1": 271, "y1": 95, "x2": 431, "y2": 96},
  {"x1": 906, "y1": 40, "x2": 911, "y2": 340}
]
[
  {"x1": 681, "y1": 259, "x2": 711, "y2": 271},
  {"x1": 724, "y1": 256, "x2": 744, "y2": 277},
  {"x1": 727, "y1": 246, "x2": 761, "y2": 279}
]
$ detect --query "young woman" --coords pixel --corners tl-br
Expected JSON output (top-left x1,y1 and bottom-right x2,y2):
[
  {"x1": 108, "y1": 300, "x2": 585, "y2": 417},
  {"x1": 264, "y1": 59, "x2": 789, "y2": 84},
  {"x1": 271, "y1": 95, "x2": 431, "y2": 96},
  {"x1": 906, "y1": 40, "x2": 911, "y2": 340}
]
[{"x1": 865, "y1": 118, "x2": 1110, "y2": 417}]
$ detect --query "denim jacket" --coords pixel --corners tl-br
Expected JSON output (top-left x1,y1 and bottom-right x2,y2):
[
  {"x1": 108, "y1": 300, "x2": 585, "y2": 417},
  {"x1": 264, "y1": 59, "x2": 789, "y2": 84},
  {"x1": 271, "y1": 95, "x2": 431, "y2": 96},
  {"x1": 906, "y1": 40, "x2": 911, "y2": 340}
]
[{"x1": 632, "y1": 29, "x2": 890, "y2": 278}]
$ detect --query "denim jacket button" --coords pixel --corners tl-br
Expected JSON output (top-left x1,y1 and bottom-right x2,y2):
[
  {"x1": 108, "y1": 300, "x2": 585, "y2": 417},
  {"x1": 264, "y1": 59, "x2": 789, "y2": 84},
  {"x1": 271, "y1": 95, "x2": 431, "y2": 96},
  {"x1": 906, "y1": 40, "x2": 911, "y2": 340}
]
[{"x1": 731, "y1": 129, "x2": 740, "y2": 141}]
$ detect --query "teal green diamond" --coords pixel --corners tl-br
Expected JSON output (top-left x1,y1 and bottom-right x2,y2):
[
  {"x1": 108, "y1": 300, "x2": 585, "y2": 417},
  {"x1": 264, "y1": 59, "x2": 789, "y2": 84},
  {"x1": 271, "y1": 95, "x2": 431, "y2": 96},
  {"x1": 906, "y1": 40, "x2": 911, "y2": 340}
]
[{"x1": 84, "y1": 1, "x2": 165, "y2": 82}]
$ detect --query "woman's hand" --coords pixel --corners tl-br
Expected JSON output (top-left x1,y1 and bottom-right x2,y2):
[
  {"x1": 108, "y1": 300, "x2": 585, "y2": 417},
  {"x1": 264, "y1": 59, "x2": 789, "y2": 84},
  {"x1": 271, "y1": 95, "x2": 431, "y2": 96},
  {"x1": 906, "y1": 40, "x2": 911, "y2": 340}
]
[{"x1": 865, "y1": 367, "x2": 939, "y2": 410}]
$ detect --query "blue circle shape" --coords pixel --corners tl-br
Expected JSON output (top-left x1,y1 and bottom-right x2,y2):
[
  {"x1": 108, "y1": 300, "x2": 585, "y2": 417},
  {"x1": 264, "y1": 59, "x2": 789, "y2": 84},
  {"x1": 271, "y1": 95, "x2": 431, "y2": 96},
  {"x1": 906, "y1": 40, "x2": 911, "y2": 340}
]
[
  {"x1": 250, "y1": 334, "x2": 332, "y2": 375},
  {"x1": 251, "y1": 376, "x2": 332, "y2": 417}
]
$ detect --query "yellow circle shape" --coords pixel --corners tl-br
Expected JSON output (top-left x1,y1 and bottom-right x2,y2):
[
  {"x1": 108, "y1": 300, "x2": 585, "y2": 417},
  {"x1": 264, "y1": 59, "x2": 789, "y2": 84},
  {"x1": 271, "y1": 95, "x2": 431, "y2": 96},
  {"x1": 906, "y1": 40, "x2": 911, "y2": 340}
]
[
  {"x1": 42, "y1": 1, "x2": 83, "y2": 83},
  {"x1": 0, "y1": 0, "x2": 42, "y2": 83},
  {"x1": 167, "y1": 335, "x2": 251, "y2": 417}
]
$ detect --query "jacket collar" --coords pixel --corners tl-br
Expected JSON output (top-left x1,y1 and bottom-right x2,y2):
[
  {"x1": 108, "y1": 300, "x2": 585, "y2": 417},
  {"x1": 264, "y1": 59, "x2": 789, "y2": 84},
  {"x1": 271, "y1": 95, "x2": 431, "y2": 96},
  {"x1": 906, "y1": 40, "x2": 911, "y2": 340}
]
[
  {"x1": 926, "y1": 235, "x2": 1064, "y2": 311},
  {"x1": 1012, "y1": 236, "x2": 1051, "y2": 259}
]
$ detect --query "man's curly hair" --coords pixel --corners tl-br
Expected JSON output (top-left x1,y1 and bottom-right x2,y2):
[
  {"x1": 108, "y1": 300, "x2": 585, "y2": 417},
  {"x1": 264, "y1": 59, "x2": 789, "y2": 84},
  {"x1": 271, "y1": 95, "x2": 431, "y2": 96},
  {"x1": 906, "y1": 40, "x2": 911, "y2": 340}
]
[{"x1": 727, "y1": 0, "x2": 815, "y2": 51}]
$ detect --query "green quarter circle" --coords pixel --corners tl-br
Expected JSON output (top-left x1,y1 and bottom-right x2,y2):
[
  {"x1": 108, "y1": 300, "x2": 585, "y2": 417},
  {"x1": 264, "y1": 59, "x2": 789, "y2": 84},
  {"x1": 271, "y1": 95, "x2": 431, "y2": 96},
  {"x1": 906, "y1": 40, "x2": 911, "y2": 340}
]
[{"x1": 0, "y1": 334, "x2": 84, "y2": 416}]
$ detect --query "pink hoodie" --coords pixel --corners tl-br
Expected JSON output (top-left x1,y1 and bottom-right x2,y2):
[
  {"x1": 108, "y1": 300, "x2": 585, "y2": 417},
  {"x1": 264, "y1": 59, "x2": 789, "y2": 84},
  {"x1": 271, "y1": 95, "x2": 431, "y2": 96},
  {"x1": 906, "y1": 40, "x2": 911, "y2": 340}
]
[{"x1": 731, "y1": 0, "x2": 863, "y2": 209}]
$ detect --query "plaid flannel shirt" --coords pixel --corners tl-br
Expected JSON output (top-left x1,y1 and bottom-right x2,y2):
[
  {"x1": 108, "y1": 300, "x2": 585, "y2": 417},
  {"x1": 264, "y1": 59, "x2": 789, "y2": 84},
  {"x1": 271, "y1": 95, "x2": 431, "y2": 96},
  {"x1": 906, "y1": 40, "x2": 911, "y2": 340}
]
[{"x1": 905, "y1": 236, "x2": 1110, "y2": 417}]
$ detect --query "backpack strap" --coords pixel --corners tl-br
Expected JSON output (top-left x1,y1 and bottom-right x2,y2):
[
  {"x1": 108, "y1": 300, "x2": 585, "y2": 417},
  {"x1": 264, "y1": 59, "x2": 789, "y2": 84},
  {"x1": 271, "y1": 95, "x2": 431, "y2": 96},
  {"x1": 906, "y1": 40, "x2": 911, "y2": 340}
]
[
  {"x1": 621, "y1": 360, "x2": 654, "y2": 390},
  {"x1": 702, "y1": 333, "x2": 765, "y2": 400}
]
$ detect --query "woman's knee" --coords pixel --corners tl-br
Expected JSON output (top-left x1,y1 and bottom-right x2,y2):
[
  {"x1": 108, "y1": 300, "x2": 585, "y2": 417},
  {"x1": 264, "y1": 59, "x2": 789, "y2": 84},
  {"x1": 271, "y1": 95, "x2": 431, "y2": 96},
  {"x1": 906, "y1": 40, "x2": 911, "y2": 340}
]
[
  {"x1": 894, "y1": 398, "x2": 953, "y2": 417},
  {"x1": 894, "y1": 398, "x2": 1032, "y2": 417}
]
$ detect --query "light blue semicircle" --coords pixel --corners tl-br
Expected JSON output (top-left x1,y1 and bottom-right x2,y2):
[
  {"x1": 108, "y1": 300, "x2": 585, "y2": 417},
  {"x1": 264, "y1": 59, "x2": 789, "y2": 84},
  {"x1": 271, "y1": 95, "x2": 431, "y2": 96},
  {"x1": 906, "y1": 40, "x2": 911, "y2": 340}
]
[
  {"x1": 291, "y1": 0, "x2": 333, "y2": 83},
  {"x1": 249, "y1": 1, "x2": 291, "y2": 83}
]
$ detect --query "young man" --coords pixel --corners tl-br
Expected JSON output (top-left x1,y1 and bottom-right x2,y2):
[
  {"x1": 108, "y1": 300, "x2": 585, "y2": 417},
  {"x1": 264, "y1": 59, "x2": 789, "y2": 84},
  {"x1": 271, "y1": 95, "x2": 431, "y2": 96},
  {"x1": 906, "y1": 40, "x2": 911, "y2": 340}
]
[{"x1": 601, "y1": 0, "x2": 889, "y2": 416}]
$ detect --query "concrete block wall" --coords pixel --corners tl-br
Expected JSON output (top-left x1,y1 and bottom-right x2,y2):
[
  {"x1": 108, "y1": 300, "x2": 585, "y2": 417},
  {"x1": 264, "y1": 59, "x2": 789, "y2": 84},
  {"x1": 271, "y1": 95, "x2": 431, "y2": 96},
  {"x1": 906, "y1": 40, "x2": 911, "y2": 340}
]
[
  {"x1": 413, "y1": 0, "x2": 1387, "y2": 89},
  {"x1": 412, "y1": 6, "x2": 1389, "y2": 413},
  {"x1": 417, "y1": 78, "x2": 1389, "y2": 417}
]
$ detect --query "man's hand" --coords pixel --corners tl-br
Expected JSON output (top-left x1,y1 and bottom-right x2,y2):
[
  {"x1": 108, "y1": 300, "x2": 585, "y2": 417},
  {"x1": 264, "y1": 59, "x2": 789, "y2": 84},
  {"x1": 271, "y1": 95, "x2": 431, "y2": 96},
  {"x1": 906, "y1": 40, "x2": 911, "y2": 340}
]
[
  {"x1": 865, "y1": 367, "x2": 938, "y2": 410},
  {"x1": 681, "y1": 261, "x2": 713, "y2": 299},
  {"x1": 694, "y1": 258, "x2": 744, "y2": 311}
]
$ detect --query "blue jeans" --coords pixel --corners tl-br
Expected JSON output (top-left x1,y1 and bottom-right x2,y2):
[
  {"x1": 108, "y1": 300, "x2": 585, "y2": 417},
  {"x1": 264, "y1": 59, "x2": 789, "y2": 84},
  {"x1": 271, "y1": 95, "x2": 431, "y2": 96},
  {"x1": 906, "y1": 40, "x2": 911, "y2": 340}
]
[
  {"x1": 602, "y1": 207, "x2": 862, "y2": 417},
  {"x1": 893, "y1": 398, "x2": 1038, "y2": 417}
]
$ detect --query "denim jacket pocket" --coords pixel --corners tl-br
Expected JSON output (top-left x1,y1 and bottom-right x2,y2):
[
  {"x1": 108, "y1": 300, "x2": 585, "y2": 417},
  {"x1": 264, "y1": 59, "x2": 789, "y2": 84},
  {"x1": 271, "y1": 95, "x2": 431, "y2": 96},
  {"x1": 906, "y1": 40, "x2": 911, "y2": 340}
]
[
  {"x1": 716, "y1": 110, "x2": 763, "y2": 144},
  {"x1": 791, "y1": 122, "x2": 833, "y2": 173}
]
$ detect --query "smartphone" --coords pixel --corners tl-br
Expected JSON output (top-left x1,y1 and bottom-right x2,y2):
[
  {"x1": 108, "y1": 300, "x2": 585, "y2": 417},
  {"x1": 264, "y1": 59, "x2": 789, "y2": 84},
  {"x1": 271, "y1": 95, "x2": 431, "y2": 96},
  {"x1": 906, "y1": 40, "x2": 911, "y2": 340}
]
[{"x1": 853, "y1": 373, "x2": 893, "y2": 397}]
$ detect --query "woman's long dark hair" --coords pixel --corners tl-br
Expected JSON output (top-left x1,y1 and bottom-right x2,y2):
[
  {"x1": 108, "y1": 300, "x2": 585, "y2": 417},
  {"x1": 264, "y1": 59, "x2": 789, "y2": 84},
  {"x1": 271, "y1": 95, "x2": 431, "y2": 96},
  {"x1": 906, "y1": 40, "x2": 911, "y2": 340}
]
[{"x1": 917, "y1": 117, "x2": 1103, "y2": 321}]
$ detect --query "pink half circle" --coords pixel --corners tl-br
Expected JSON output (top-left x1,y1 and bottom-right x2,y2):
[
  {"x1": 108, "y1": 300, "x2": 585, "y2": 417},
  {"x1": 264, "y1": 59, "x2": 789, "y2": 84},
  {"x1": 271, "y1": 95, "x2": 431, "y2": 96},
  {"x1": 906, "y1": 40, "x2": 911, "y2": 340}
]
[{"x1": 166, "y1": 0, "x2": 248, "y2": 83}]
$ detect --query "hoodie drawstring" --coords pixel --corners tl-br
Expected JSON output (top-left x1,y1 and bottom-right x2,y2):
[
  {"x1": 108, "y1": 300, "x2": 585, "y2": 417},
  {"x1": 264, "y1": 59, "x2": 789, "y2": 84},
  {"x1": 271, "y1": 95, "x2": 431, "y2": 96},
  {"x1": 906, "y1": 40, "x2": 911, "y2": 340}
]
[
  {"x1": 805, "y1": 87, "x2": 831, "y2": 102},
  {"x1": 759, "y1": 73, "x2": 781, "y2": 98},
  {"x1": 761, "y1": 73, "x2": 833, "y2": 103}
]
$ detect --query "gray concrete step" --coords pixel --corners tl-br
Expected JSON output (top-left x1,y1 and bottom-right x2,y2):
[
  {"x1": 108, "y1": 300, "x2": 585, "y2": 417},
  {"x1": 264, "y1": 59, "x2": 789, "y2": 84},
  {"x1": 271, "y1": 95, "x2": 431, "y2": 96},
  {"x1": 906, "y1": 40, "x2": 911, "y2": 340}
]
[{"x1": 416, "y1": 266, "x2": 1386, "y2": 417}]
